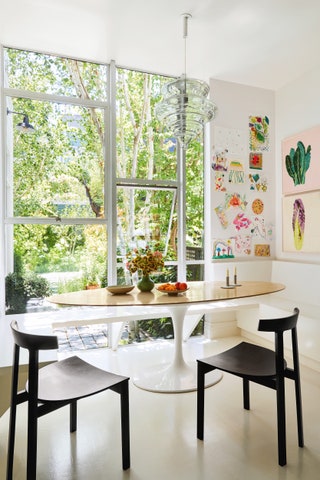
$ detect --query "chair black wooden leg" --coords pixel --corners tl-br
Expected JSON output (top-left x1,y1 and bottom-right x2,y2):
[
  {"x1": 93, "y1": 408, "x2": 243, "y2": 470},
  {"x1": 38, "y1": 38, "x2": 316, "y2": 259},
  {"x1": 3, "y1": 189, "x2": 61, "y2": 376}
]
[
  {"x1": 6, "y1": 346, "x2": 20, "y2": 480},
  {"x1": 291, "y1": 325, "x2": 304, "y2": 447},
  {"x1": 294, "y1": 376, "x2": 304, "y2": 447},
  {"x1": 120, "y1": 380, "x2": 130, "y2": 470},
  {"x1": 243, "y1": 379, "x2": 250, "y2": 410},
  {"x1": 197, "y1": 361, "x2": 205, "y2": 440},
  {"x1": 276, "y1": 376, "x2": 287, "y2": 466},
  {"x1": 27, "y1": 351, "x2": 39, "y2": 479},
  {"x1": 27, "y1": 397, "x2": 39, "y2": 478},
  {"x1": 70, "y1": 401, "x2": 77, "y2": 432}
]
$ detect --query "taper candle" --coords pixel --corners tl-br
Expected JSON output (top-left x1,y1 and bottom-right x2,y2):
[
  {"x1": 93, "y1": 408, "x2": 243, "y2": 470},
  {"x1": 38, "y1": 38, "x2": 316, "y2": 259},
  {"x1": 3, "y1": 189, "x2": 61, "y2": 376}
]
[
  {"x1": 234, "y1": 267, "x2": 237, "y2": 285},
  {"x1": 226, "y1": 268, "x2": 230, "y2": 286}
]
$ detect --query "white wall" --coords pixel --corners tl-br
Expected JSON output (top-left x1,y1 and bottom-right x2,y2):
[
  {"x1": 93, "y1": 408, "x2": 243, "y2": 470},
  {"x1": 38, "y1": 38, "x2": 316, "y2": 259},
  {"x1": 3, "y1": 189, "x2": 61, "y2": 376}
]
[
  {"x1": 275, "y1": 65, "x2": 320, "y2": 263},
  {"x1": 207, "y1": 79, "x2": 275, "y2": 281}
]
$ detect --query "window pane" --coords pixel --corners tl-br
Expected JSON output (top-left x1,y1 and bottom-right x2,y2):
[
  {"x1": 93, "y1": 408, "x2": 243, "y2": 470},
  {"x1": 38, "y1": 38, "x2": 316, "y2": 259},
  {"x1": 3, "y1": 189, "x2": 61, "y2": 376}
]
[
  {"x1": 7, "y1": 97, "x2": 105, "y2": 218},
  {"x1": 116, "y1": 185, "x2": 177, "y2": 264},
  {"x1": 6, "y1": 223, "x2": 107, "y2": 311},
  {"x1": 116, "y1": 68, "x2": 177, "y2": 181},
  {"x1": 186, "y1": 139, "x2": 205, "y2": 258},
  {"x1": 5, "y1": 48, "x2": 108, "y2": 100}
]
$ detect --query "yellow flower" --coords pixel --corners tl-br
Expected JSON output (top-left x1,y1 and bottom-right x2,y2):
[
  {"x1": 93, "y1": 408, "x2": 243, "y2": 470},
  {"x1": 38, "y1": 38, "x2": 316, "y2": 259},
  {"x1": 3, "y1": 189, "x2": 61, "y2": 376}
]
[{"x1": 126, "y1": 246, "x2": 164, "y2": 276}]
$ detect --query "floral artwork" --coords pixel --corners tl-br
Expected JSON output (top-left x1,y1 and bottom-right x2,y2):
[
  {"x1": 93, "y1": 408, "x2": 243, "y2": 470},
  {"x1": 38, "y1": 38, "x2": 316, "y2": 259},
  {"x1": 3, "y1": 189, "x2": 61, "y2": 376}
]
[
  {"x1": 215, "y1": 193, "x2": 249, "y2": 231},
  {"x1": 282, "y1": 126, "x2": 320, "y2": 195},
  {"x1": 233, "y1": 212, "x2": 252, "y2": 231},
  {"x1": 249, "y1": 115, "x2": 269, "y2": 151},
  {"x1": 226, "y1": 192, "x2": 247, "y2": 210},
  {"x1": 249, "y1": 152, "x2": 263, "y2": 169}
]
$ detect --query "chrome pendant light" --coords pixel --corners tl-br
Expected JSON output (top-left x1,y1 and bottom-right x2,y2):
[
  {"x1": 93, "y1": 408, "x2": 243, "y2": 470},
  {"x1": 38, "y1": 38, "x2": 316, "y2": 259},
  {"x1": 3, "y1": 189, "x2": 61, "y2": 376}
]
[{"x1": 155, "y1": 13, "x2": 216, "y2": 149}]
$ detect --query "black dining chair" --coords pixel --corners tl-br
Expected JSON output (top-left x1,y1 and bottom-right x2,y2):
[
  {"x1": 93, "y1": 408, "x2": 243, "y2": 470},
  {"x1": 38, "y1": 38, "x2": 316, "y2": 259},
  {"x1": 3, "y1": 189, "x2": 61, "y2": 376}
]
[
  {"x1": 7, "y1": 320, "x2": 130, "y2": 480},
  {"x1": 197, "y1": 307, "x2": 303, "y2": 466}
]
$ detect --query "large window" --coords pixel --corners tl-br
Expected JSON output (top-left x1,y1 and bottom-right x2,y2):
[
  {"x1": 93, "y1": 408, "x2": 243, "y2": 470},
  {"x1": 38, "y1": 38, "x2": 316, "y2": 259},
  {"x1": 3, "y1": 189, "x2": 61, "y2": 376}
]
[{"x1": 1, "y1": 47, "x2": 205, "y2": 328}]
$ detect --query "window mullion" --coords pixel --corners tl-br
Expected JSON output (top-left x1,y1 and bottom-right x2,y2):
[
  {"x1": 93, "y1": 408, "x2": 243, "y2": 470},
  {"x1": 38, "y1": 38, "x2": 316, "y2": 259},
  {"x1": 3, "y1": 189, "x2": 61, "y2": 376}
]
[{"x1": 107, "y1": 60, "x2": 118, "y2": 284}]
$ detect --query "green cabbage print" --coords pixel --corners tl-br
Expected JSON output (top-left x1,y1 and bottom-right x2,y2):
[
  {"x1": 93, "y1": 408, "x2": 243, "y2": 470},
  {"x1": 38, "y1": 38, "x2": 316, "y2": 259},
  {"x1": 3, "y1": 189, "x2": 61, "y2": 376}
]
[{"x1": 285, "y1": 141, "x2": 311, "y2": 186}]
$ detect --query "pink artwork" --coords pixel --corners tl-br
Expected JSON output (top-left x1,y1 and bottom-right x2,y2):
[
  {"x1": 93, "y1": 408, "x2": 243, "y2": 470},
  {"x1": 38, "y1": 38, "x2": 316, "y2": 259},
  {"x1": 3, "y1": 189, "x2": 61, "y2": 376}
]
[{"x1": 282, "y1": 126, "x2": 320, "y2": 195}]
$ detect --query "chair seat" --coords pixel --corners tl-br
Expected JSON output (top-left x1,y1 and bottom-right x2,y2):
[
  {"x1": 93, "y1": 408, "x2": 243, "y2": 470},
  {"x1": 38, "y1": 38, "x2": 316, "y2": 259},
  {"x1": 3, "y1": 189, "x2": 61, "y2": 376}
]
[
  {"x1": 29, "y1": 356, "x2": 128, "y2": 402},
  {"x1": 198, "y1": 342, "x2": 287, "y2": 378}
]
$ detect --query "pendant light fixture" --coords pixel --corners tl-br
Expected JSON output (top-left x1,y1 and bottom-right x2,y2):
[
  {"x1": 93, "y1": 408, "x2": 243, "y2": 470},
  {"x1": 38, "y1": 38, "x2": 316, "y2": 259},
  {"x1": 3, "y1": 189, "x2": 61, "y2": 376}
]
[
  {"x1": 7, "y1": 108, "x2": 35, "y2": 133},
  {"x1": 155, "y1": 13, "x2": 216, "y2": 149}
]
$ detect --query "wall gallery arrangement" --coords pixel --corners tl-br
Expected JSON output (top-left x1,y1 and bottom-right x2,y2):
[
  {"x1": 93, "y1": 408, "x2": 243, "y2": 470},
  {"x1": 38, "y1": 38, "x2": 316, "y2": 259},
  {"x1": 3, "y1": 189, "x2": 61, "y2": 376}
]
[
  {"x1": 282, "y1": 125, "x2": 320, "y2": 252},
  {"x1": 212, "y1": 115, "x2": 273, "y2": 260}
]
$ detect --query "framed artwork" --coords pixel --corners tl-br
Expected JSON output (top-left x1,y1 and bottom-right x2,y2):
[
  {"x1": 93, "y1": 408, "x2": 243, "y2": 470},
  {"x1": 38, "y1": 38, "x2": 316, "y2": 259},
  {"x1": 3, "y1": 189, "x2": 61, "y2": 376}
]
[
  {"x1": 282, "y1": 126, "x2": 320, "y2": 195},
  {"x1": 282, "y1": 191, "x2": 320, "y2": 252}
]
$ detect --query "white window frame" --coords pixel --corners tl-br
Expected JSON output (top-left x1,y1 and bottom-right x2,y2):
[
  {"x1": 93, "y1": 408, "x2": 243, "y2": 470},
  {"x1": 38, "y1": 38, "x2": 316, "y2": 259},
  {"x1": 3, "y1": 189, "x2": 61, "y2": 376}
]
[{"x1": 0, "y1": 47, "x2": 205, "y2": 316}]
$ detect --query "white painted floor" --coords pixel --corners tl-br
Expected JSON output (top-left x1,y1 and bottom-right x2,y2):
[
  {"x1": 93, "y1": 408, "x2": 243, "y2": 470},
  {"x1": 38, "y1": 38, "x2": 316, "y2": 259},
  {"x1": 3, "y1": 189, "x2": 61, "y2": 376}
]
[{"x1": 0, "y1": 335, "x2": 319, "y2": 479}]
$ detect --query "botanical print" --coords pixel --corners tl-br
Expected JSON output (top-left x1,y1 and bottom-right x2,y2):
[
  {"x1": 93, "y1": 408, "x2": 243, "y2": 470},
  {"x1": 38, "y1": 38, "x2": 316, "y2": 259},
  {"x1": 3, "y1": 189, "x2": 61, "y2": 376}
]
[
  {"x1": 249, "y1": 115, "x2": 269, "y2": 152},
  {"x1": 285, "y1": 141, "x2": 311, "y2": 186},
  {"x1": 292, "y1": 198, "x2": 305, "y2": 250},
  {"x1": 282, "y1": 126, "x2": 320, "y2": 195},
  {"x1": 282, "y1": 191, "x2": 320, "y2": 252}
]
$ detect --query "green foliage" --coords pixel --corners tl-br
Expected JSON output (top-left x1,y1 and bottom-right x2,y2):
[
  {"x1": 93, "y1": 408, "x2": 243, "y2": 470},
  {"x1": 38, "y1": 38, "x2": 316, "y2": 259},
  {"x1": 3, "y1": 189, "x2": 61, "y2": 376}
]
[
  {"x1": 5, "y1": 48, "x2": 204, "y2": 302},
  {"x1": 5, "y1": 272, "x2": 51, "y2": 314},
  {"x1": 285, "y1": 141, "x2": 311, "y2": 186}
]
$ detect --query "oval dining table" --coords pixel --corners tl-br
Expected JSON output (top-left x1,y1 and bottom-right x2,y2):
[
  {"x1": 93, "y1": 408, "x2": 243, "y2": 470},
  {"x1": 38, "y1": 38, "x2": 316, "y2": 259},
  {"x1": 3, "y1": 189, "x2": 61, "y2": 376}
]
[{"x1": 48, "y1": 281, "x2": 285, "y2": 393}]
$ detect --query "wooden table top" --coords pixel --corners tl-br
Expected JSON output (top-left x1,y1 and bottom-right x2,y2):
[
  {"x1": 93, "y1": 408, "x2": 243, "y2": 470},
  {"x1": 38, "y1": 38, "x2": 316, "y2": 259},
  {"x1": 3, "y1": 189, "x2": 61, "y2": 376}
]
[{"x1": 47, "y1": 281, "x2": 285, "y2": 307}]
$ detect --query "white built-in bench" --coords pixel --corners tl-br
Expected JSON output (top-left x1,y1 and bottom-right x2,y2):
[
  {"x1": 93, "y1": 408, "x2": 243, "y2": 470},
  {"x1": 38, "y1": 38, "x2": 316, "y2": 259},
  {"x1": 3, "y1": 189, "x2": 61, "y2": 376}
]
[{"x1": 236, "y1": 261, "x2": 320, "y2": 372}]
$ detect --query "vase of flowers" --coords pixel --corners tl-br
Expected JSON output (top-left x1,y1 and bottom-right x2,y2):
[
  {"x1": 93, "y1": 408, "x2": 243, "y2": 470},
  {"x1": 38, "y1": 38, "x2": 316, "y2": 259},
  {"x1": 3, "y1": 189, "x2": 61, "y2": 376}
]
[{"x1": 126, "y1": 245, "x2": 164, "y2": 292}]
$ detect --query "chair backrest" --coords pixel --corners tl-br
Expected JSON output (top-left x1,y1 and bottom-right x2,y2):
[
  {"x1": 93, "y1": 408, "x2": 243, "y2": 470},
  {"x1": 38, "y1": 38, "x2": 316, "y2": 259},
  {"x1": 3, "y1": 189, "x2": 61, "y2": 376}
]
[
  {"x1": 258, "y1": 307, "x2": 299, "y2": 333},
  {"x1": 258, "y1": 308, "x2": 300, "y2": 375},
  {"x1": 10, "y1": 320, "x2": 59, "y2": 352}
]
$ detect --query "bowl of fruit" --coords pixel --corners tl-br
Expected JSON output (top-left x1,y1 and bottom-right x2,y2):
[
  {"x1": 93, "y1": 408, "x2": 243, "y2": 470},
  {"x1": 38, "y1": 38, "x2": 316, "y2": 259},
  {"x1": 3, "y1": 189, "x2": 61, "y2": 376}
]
[{"x1": 156, "y1": 282, "x2": 188, "y2": 296}]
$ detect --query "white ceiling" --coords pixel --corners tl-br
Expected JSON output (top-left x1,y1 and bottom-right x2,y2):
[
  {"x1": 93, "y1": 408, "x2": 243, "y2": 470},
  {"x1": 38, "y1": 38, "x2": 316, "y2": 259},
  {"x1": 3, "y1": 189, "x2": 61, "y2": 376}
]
[{"x1": 1, "y1": 0, "x2": 320, "y2": 90}]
